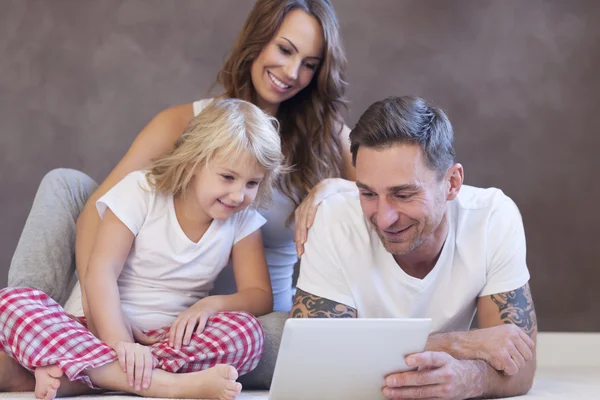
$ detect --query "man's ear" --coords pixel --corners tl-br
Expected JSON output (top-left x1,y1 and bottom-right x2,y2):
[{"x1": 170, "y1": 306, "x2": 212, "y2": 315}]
[{"x1": 446, "y1": 163, "x2": 464, "y2": 201}]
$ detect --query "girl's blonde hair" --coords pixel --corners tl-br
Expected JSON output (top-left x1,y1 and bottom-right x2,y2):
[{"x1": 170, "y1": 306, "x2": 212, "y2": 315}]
[
  {"x1": 216, "y1": 0, "x2": 348, "y2": 223},
  {"x1": 146, "y1": 98, "x2": 285, "y2": 208}
]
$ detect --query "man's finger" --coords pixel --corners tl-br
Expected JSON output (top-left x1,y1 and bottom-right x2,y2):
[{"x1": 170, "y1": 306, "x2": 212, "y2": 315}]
[
  {"x1": 405, "y1": 351, "x2": 451, "y2": 369},
  {"x1": 518, "y1": 328, "x2": 536, "y2": 351},
  {"x1": 382, "y1": 383, "x2": 447, "y2": 399},
  {"x1": 385, "y1": 367, "x2": 449, "y2": 388},
  {"x1": 500, "y1": 354, "x2": 519, "y2": 376},
  {"x1": 513, "y1": 337, "x2": 533, "y2": 362},
  {"x1": 508, "y1": 345, "x2": 526, "y2": 371}
]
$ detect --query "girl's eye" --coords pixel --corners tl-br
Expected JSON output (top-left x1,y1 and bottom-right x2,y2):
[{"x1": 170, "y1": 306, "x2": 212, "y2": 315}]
[
  {"x1": 247, "y1": 181, "x2": 259, "y2": 188},
  {"x1": 222, "y1": 175, "x2": 234, "y2": 181}
]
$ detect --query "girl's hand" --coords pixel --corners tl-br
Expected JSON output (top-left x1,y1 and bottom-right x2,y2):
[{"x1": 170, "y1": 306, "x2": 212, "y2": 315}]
[
  {"x1": 294, "y1": 178, "x2": 356, "y2": 257},
  {"x1": 112, "y1": 341, "x2": 157, "y2": 391},
  {"x1": 168, "y1": 301, "x2": 216, "y2": 349},
  {"x1": 123, "y1": 314, "x2": 160, "y2": 346}
]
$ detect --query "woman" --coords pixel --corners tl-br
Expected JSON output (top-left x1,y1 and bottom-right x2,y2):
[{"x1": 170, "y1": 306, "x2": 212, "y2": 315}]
[{"x1": 4, "y1": 0, "x2": 356, "y2": 392}]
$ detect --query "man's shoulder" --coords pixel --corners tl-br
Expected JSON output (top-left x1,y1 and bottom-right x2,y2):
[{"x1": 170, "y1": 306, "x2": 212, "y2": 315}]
[
  {"x1": 308, "y1": 190, "x2": 372, "y2": 245},
  {"x1": 455, "y1": 185, "x2": 518, "y2": 213},
  {"x1": 453, "y1": 185, "x2": 523, "y2": 236},
  {"x1": 317, "y1": 190, "x2": 365, "y2": 225}
]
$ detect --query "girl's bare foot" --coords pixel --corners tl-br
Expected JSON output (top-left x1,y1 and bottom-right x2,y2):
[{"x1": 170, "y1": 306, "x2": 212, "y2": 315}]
[
  {"x1": 0, "y1": 352, "x2": 35, "y2": 392},
  {"x1": 87, "y1": 361, "x2": 242, "y2": 399},
  {"x1": 178, "y1": 364, "x2": 242, "y2": 400},
  {"x1": 33, "y1": 365, "x2": 62, "y2": 400}
]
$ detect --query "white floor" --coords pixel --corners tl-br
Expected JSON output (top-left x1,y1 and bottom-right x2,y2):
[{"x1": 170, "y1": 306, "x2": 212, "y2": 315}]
[{"x1": 1, "y1": 333, "x2": 598, "y2": 399}]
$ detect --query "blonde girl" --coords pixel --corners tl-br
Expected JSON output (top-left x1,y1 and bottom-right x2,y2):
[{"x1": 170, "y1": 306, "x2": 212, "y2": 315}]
[{"x1": 0, "y1": 98, "x2": 284, "y2": 400}]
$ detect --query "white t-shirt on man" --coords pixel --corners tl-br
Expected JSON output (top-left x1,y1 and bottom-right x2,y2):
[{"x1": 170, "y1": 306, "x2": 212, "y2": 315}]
[
  {"x1": 297, "y1": 185, "x2": 530, "y2": 333},
  {"x1": 63, "y1": 171, "x2": 265, "y2": 331}
]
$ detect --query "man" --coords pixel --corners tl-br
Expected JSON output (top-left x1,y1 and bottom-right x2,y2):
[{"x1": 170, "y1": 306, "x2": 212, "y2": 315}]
[{"x1": 291, "y1": 96, "x2": 537, "y2": 399}]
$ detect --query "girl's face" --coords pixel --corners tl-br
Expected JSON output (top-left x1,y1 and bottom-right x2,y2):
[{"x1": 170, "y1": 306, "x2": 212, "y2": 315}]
[
  {"x1": 250, "y1": 8, "x2": 325, "y2": 115},
  {"x1": 188, "y1": 151, "x2": 266, "y2": 221}
]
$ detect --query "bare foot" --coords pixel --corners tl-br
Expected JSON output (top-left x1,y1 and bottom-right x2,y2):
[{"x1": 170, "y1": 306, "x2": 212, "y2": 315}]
[
  {"x1": 34, "y1": 365, "x2": 63, "y2": 400},
  {"x1": 0, "y1": 352, "x2": 35, "y2": 392},
  {"x1": 180, "y1": 364, "x2": 242, "y2": 400},
  {"x1": 86, "y1": 361, "x2": 242, "y2": 399}
]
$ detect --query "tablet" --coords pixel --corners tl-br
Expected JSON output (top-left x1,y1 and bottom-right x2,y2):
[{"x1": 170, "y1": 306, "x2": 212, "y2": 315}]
[{"x1": 268, "y1": 318, "x2": 432, "y2": 400}]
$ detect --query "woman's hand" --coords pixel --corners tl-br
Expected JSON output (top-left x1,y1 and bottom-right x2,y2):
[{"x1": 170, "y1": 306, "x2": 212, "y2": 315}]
[
  {"x1": 294, "y1": 178, "x2": 356, "y2": 257},
  {"x1": 168, "y1": 300, "x2": 217, "y2": 350}
]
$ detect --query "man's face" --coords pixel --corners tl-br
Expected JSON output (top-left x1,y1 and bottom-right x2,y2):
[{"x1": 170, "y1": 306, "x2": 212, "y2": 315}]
[{"x1": 355, "y1": 143, "x2": 449, "y2": 257}]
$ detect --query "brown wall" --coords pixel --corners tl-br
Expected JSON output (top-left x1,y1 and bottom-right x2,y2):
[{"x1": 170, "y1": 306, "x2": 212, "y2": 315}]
[{"x1": 1, "y1": 0, "x2": 599, "y2": 331}]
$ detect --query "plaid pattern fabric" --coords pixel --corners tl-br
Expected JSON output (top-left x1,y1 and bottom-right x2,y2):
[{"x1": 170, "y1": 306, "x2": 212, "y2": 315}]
[{"x1": 0, "y1": 287, "x2": 264, "y2": 388}]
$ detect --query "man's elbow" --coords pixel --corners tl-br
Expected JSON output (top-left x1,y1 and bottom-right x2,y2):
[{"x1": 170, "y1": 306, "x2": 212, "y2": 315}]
[{"x1": 510, "y1": 358, "x2": 536, "y2": 396}]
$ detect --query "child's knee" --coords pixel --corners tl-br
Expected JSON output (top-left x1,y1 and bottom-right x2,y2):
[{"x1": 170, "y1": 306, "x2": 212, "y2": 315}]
[
  {"x1": 0, "y1": 287, "x2": 44, "y2": 304},
  {"x1": 222, "y1": 312, "x2": 264, "y2": 340}
]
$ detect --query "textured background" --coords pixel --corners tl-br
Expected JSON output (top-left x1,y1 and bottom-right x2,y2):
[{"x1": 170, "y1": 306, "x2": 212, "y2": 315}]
[{"x1": 1, "y1": 0, "x2": 599, "y2": 331}]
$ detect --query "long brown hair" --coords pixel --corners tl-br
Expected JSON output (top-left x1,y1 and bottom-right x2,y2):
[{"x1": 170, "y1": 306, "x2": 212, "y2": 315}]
[{"x1": 216, "y1": 0, "x2": 348, "y2": 222}]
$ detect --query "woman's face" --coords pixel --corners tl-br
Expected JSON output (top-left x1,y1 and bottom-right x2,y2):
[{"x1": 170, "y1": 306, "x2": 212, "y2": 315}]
[{"x1": 250, "y1": 8, "x2": 324, "y2": 115}]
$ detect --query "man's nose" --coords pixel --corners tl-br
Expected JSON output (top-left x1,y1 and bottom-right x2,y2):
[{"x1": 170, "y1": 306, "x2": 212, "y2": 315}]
[{"x1": 376, "y1": 199, "x2": 398, "y2": 230}]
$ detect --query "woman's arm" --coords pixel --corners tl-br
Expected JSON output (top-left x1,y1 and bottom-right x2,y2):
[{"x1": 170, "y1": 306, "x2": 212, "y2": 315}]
[
  {"x1": 294, "y1": 123, "x2": 356, "y2": 256},
  {"x1": 75, "y1": 104, "x2": 194, "y2": 333},
  {"x1": 84, "y1": 209, "x2": 136, "y2": 346}
]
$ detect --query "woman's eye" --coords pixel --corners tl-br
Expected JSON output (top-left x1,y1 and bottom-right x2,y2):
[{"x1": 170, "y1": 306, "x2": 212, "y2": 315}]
[{"x1": 278, "y1": 45, "x2": 291, "y2": 55}]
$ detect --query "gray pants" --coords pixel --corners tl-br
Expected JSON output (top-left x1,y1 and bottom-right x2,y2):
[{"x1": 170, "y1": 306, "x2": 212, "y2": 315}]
[{"x1": 7, "y1": 168, "x2": 284, "y2": 389}]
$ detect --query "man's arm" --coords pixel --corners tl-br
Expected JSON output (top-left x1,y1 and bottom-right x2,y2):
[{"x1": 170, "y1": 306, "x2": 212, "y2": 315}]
[
  {"x1": 471, "y1": 283, "x2": 537, "y2": 397},
  {"x1": 290, "y1": 289, "x2": 357, "y2": 318},
  {"x1": 426, "y1": 283, "x2": 536, "y2": 362},
  {"x1": 382, "y1": 284, "x2": 537, "y2": 399}
]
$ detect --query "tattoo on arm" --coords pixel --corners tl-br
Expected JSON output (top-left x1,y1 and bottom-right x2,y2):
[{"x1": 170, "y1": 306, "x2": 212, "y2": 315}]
[
  {"x1": 291, "y1": 289, "x2": 357, "y2": 318},
  {"x1": 490, "y1": 283, "x2": 538, "y2": 336}
]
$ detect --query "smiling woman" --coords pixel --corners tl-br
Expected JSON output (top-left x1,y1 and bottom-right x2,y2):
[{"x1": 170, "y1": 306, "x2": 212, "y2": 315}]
[
  {"x1": 249, "y1": 9, "x2": 324, "y2": 115},
  {"x1": 6, "y1": 0, "x2": 356, "y2": 393}
]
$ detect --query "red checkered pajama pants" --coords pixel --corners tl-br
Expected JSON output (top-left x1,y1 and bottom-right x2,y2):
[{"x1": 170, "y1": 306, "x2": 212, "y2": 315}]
[{"x1": 0, "y1": 287, "x2": 264, "y2": 388}]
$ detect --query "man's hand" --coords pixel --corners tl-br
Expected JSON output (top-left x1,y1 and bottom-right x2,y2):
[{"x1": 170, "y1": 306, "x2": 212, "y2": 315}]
[
  {"x1": 383, "y1": 351, "x2": 478, "y2": 399},
  {"x1": 168, "y1": 300, "x2": 216, "y2": 349},
  {"x1": 468, "y1": 324, "x2": 534, "y2": 375}
]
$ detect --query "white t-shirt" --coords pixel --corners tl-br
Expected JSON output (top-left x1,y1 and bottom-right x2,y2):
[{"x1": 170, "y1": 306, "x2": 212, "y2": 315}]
[
  {"x1": 297, "y1": 185, "x2": 530, "y2": 333},
  {"x1": 64, "y1": 171, "x2": 265, "y2": 331}
]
